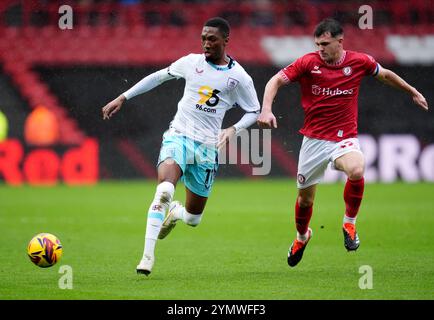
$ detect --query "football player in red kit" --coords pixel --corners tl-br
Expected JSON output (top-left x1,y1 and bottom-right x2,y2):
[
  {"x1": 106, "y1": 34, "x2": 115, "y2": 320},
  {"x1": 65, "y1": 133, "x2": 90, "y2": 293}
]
[{"x1": 257, "y1": 18, "x2": 428, "y2": 267}]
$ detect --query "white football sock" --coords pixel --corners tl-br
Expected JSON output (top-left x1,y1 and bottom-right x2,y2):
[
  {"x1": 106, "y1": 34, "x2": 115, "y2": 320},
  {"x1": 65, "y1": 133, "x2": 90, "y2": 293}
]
[
  {"x1": 343, "y1": 215, "x2": 357, "y2": 225},
  {"x1": 297, "y1": 230, "x2": 310, "y2": 242},
  {"x1": 183, "y1": 210, "x2": 202, "y2": 227},
  {"x1": 172, "y1": 205, "x2": 202, "y2": 227},
  {"x1": 143, "y1": 181, "x2": 175, "y2": 259}
]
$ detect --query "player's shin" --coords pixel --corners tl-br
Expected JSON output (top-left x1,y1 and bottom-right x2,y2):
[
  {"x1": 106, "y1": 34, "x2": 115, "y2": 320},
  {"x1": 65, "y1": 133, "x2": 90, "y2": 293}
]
[
  {"x1": 343, "y1": 177, "x2": 364, "y2": 224},
  {"x1": 143, "y1": 181, "x2": 175, "y2": 258},
  {"x1": 295, "y1": 201, "x2": 313, "y2": 241}
]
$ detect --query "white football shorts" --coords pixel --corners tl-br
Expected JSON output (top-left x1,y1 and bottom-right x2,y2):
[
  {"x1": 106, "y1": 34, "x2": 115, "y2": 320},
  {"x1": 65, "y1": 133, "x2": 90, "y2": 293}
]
[{"x1": 296, "y1": 136, "x2": 363, "y2": 189}]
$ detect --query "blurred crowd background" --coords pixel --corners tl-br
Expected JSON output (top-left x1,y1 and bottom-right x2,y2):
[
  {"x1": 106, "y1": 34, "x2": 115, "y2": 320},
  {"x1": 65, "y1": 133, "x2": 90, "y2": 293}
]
[
  {"x1": 0, "y1": 0, "x2": 432, "y2": 185},
  {"x1": 2, "y1": 0, "x2": 433, "y2": 28}
]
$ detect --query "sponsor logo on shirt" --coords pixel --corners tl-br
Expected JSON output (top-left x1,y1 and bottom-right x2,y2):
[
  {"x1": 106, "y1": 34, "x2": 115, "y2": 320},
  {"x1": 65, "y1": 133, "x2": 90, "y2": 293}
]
[
  {"x1": 196, "y1": 85, "x2": 220, "y2": 113},
  {"x1": 311, "y1": 85, "x2": 354, "y2": 96},
  {"x1": 311, "y1": 66, "x2": 322, "y2": 74}
]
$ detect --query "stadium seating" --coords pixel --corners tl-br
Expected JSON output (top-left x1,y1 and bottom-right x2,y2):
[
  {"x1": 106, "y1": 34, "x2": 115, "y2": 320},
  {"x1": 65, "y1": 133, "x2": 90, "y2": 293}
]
[{"x1": 0, "y1": 0, "x2": 432, "y2": 147}]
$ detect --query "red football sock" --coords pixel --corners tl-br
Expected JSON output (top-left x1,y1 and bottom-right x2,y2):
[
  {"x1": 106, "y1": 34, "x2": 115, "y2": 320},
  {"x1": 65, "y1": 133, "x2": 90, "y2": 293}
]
[
  {"x1": 344, "y1": 177, "x2": 365, "y2": 219},
  {"x1": 295, "y1": 201, "x2": 313, "y2": 235}
]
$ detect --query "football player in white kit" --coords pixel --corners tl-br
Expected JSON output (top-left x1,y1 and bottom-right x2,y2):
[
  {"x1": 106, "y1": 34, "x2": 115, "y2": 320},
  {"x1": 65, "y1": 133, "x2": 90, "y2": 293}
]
[{"x1": 102, "y1": 17, "x2": 260, "y2": 275}]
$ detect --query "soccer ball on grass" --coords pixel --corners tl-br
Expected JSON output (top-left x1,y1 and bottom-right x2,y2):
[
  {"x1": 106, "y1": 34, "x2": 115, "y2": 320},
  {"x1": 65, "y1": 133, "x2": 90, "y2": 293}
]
[{"x1": 27, "y1": 233, "x2": 63, "y2": 268}]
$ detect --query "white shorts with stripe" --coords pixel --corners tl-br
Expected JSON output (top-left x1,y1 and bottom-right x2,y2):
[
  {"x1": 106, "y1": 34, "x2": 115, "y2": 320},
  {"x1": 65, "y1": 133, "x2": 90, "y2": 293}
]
[{"x1": 297, "y1": 136, "x2": 363, "y2": 189}]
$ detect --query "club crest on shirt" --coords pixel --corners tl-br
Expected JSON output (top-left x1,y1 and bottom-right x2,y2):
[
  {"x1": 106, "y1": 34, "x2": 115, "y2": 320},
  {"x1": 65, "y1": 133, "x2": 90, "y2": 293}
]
[
  {"x1": 227, "y1": 77, "x2": 239, "y2": 90},
  {"x1": 342, "y1": 66, "x2": 352, "y2": 76}
]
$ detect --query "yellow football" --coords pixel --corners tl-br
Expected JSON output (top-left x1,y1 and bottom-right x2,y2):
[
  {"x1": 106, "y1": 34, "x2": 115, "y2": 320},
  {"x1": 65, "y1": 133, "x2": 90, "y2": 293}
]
[{"x1": 27, "y1": 233, "x2": 63, "y2": 268}]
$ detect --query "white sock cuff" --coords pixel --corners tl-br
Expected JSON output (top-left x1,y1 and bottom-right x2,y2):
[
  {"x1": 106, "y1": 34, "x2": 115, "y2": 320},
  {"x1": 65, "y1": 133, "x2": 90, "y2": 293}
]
[
  {"x1": 183, "y1": 211, "x2": 202, "y2": 227},
  {"x1": 343, "y1": 215, "x2": 357, "y2": 224},
  {"x1": 297, "y1": 230, "x2": 309, "y2": 242}
]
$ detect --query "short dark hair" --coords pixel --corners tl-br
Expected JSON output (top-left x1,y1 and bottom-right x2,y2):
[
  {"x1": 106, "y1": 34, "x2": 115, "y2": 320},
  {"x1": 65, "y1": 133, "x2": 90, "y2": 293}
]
[
  {"x1": 314, "y1": 18, "x2": 343, "y2": 38},
  {"x1": 204, "y1": 17, "x2": 230, "y2": 38}
]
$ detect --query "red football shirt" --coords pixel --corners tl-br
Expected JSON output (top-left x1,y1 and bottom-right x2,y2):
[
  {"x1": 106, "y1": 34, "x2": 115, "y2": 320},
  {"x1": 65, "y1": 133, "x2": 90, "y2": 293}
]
[{"x1": 280, "y1": 50, "x2": 379, "y2": 141}]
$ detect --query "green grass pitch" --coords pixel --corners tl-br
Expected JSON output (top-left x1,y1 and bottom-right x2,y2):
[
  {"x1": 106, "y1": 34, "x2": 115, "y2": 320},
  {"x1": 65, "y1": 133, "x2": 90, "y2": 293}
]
[{"x1": 0, "y1": 180, "x2": 433, "y2": 300}]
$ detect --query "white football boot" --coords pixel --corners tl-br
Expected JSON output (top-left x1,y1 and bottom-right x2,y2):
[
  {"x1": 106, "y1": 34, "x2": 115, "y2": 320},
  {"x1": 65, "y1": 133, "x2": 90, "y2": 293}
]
[
  {"x1": 158, "y1": 201, "x2": 182, "y2": 240},
  {"x1": 136, "y1": 254, "x2": 154, "y2": 276}
]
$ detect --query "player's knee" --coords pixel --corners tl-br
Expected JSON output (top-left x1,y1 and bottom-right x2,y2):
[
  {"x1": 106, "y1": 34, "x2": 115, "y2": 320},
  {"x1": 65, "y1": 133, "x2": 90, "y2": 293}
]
[
  {"x1": 154, "y1": 181, "x2": 175, "y2": 205},
  {"x1": 184, "y1": 211, "x2": 202, "y2": 227},
  {"x1": 347, "y1": 166, "x2": 364, "y2": 180}
]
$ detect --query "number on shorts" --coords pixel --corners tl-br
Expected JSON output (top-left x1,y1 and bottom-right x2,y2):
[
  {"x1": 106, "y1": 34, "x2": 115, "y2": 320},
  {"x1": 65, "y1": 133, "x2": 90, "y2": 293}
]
[{"x1": 204, "y1": 168, "x2": 216, "y2": 189}]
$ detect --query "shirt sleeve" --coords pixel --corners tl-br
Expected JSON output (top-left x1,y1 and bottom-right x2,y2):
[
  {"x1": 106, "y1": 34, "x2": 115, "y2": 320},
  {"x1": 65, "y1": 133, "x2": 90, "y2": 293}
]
[
  {"x1": 279, "y1": 55, "x2": 307, "y2": 83},
  {"x1": 232, "y1": 112, "x2": 259, "y2": 134},
  {"x1": 233, "y1": 75, "x2": 261, "y2": 113},
  {"x1": 363, "y1": 53, "x2": 379, "y2": 76},
  {"x1": 123, "y1": 68, "x2": 175, "y2": 100},
  {"x1": 167, "y1": 54, "x2": 192, "y2": 79}
]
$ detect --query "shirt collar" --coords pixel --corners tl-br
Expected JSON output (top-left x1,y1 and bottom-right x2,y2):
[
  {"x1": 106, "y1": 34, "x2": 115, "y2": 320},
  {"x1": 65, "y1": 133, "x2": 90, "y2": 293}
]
[
  {"x1": 205, "y1": 55, "x2": 235, "y2": 71},
  {"x1": 320, "y1": 50, "x2": 346, "y2": 66}
]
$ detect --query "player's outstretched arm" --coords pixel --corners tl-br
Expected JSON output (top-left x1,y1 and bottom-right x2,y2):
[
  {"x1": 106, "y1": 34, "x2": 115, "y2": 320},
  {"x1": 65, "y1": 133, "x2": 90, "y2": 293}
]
[
  {"x1": 376, "y1": 67, "x2": 428, "y2": 111},
  {"x1": 102, "y1": 94, "x2": 126, "y2": 120},
  {"x1": 102, "y1": 68, "x2": 177, "y2": 120},
  {"x1": 257, "y1": 73, "x2": 286, "y2": 128}
]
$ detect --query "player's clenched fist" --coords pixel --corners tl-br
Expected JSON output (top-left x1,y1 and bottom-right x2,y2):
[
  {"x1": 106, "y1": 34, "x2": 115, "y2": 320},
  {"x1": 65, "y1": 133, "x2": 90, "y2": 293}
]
[
  {"x1": 257, "y1": 111, "x2": 277, "y2": 129},
  {"x1": 102, "y1": 95, "x2": 126, "y2": 120}
]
